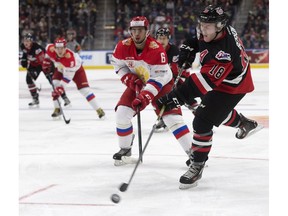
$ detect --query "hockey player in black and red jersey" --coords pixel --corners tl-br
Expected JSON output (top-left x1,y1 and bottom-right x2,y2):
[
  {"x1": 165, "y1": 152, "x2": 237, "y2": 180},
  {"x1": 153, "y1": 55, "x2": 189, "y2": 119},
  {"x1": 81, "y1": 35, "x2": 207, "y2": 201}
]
[
  {"x1": 154, "y1": 27, "x2": 198, "y2": 131},
  {"x1": 20, "y1": 33, "x2": 71, "y2": 107},
  {"x1": 157, "y1": 5, "x2": 261, "y2": 189}
]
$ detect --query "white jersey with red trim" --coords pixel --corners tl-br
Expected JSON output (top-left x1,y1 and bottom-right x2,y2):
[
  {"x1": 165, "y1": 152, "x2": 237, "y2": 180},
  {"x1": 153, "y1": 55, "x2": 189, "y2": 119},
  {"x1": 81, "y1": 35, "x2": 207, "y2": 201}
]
[
  {"x1": 111, "y1": 36, "x2": 173, "y2": 97},
  {"x1": 44, "y1": 44, "x2": 82, "y2": 84}
]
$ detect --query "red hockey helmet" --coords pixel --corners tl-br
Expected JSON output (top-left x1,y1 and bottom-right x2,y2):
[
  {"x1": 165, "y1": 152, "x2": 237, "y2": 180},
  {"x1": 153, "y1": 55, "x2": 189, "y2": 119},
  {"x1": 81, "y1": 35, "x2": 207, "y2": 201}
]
[
  {"x1": 129, "y1": 16, "x2": 149, "y2": 30},
  {"x1": 54, "y1": 38, "x2": 67, "y2": 48}
]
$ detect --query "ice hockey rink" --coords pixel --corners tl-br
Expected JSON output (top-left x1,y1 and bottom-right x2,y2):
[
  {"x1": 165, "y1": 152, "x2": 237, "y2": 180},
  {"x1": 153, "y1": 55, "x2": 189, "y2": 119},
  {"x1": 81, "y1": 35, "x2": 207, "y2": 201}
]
[{"x1": 18, "y1": 67, "x2": 269, "y2": 216}]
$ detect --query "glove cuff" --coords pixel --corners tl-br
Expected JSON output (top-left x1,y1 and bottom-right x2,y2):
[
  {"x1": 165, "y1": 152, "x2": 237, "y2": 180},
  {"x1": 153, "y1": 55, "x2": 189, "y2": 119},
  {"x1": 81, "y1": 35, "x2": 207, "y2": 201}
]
[{"x1": 140, "y1": 90, "x2": 154, "y2": 103}]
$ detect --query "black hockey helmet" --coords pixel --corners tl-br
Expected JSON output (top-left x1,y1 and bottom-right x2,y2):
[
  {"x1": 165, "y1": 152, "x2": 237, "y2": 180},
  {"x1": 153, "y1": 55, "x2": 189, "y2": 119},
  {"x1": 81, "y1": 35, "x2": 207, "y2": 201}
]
[
  {"x1": 23, "y1": 33, "x2": 34, "y2": 41},
  {"x1": 198, "y1": 5, "x2": 228, "y2": 27},
  {"x1": 155, "y1": 27, "x2": 171, "y2": 39}
]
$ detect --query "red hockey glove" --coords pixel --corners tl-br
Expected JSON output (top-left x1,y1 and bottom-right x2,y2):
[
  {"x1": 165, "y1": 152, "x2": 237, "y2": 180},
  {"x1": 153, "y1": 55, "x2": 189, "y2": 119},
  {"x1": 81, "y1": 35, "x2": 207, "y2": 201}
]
[
  {"x1": 42, "y1": 59, "x2": 53, "y2": 74},
  {"x1": 52, "y1": 86, "x2": 65, "y2": 100},
  {"x1": 132, "y1": 90, "x2": 154, "y2": 112},
  {"x1": 121, "y1": 73, "x2": 143, "y2": 91}
]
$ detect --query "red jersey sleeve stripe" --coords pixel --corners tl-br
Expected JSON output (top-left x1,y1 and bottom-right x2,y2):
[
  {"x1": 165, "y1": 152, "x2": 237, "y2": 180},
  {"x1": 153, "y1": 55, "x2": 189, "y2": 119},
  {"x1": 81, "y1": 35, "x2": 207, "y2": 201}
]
[{"x1": 191, "y1": 73, "x2": 212, "y2": 95}]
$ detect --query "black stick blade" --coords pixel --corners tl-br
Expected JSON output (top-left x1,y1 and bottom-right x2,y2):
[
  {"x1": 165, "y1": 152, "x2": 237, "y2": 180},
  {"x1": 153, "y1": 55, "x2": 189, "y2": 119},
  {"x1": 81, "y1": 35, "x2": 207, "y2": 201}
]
[
  {"x1": 65, "y1": 119, "x2": 71, "y2": 124},
  {"x1": 119, "y1": 183, "x2": 128, "y2": 192}
]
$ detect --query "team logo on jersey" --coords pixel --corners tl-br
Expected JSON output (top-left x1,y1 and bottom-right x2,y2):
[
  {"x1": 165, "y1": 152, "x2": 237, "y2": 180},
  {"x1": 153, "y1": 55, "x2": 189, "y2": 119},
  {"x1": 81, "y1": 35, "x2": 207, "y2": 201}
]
[
  {"x1": 149, "y1": 41, "x2": 159, "y2": 49},
  {"x1": 35, "y1": 48, "x2": 42, "y2": 55},
  {"x1": 56, "y1": 63, "x2": 64, "y2": 72},
  {"x1": 127, "y1": 61, "x2": 134, "y2": 68},
  {"x1": 122, "y1": 38, "x2": 132, "y2": 46},
  {"x1": 215, "y1": 50, "x2": 231, "y2": 61},
  {"x1": 135, "y1": 65, "x2": 150, "y2": 83},
  {"x1": 65, "y1": 52, "x2": 71, "y2": 58},
  {"x1": 49, "y1": 45, "x2": 55, "y2": 53}
]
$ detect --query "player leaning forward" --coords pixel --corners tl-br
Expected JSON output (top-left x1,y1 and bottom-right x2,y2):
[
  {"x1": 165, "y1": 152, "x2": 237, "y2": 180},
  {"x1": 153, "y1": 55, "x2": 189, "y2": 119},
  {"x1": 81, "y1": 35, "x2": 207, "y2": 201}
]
[
  {"x1": 157, "y1": 5, "x2": 261, "y2": 189},
  {"x1": 110, "y1": 16, "x2": 194, "y2": 167},
  {"x1": 42, "y1": 38, "x2": 105, "y2": 119}
]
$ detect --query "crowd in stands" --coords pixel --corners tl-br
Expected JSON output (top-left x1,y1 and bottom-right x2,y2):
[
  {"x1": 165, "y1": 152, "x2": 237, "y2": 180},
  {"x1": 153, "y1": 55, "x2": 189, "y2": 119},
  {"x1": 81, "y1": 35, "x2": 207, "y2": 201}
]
[
  {"x1": 114, "y1": 0, "x2": 241, "y2": 47},
  {"x1": 19, "y1": 0, "x2": 269, "y2": 50},
  {"x1": 241, "y1": 0, "x2": 269, "y2": 49},
  {"x1": 114, "y1": 0, "x2": 269, "y2": 49},
  {"x1": 19, "y1": 0, "x2": 98, "y2": 50}
]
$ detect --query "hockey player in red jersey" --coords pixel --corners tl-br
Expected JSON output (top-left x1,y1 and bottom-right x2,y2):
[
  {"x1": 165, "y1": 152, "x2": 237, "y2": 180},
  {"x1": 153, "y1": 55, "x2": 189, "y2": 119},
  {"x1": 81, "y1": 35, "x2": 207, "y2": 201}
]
[
  {"x1": 157, "y1": 5, "x2": 261, "y2": 189},
  {"x1": 154, "y1": 27, "x2": 198, "y2": 131},
  {"x1": 42, "y1": 38, "x2": 105, "y2": 119},
  {"x1": 111, "y1": 16, "x2": 193, "y2": 167},
  {"x1": 20, "y1": 33, "x2": 69, "y2": 107}
]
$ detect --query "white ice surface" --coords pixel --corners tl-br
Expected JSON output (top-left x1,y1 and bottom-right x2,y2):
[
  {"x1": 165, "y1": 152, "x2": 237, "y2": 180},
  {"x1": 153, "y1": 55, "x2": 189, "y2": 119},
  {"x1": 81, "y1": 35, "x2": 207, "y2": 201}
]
[{"x1": 19, "y1": 68, "x2": 269, "y2": 216}]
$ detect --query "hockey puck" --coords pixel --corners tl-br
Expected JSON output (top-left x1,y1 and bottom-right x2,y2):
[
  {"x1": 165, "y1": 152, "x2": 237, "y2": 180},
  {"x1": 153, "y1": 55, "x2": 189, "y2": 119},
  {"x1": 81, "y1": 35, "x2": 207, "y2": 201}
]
[{"x1": 111, "y1": 193, "x2": 121, "y2": 204}]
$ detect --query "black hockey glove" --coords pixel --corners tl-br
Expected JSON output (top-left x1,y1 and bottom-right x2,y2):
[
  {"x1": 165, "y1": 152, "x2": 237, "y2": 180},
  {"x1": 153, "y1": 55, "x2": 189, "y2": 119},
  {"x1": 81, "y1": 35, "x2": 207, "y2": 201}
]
[
  {"x1": 156, "y1": 90, "x2": 185, "y2": 112},
  {"x1": 178, "y1": 44, "x2": 196, "y2": 70},
  {"x1": 178, "y1": 37, "x2": 199, "y2": 69},
  {"x1": 21, "y1": 59, "x2": 28, "y2": 68}
]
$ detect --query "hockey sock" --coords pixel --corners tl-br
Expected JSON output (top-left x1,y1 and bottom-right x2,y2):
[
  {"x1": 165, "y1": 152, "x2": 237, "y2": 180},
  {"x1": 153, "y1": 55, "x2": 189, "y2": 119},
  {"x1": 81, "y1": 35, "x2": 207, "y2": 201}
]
[
  {"x1": 192, "y1": 130, "x2": 213, "y2": 162},
  {"x1": 222, "y1": 109, "x2": 241, "y2": 127},
  {"x1": 163, "y1": 115, "x2": 193, "y2": 153},
  {"x1": 28, "y1": 84, "x2": 38, "y2": 96},
  {"x1": 116, "y1": 106, "x2": 136, "y2": 149},
  {"x1": 79, "y1": 87, "x2": 100, "y2": 110}
]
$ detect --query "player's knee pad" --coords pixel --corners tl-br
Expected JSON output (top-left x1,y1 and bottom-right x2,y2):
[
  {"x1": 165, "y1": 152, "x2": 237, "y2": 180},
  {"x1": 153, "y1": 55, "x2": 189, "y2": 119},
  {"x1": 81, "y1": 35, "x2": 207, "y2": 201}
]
[
  {"x1": 52, "y1": 79, "x2": 61, "y2": 88},
  {"x1": 193, "y1": 115, "x2": 213, "y2": 134},
  {"x1": 78, "y1": 87, "x2": 91, "y2": 97},
  {"x1": 79, "y1": 87, "x2": 96, "y2": 102},
  {"x1": 116, "y1": 106, "x2": 135, "y2": 126}
]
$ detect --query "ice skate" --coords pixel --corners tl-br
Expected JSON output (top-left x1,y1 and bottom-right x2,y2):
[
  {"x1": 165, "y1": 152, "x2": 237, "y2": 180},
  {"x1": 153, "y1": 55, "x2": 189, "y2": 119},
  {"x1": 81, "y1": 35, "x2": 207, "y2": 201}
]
[
  {"x1": 51, "y1": 108, "x2": 62, "y2": 118},
  {"x1": 96, "y1": 108, "x2": 105, "y2": 119},
  {"x1": 179, "y1": 162, "x2": 205, "y2": 189},
  {"x1": 113, "y1": 148, "x2": 137, "y2": 166},
  {"x1": 28, "y1": 95, "x2": 39, "y2": 107},
  {"x1": 236, "y1": 113, "x2": 263, "y2": 139},
  {"x1": 62, "y1": 95, "x2": 71, "y2": 107},
  {"x1": 28, "y1": 97, "x2": 39, "y2": 107},
  {"x1": 155, "y1": 118, "x2": 168, "y2": 133}
]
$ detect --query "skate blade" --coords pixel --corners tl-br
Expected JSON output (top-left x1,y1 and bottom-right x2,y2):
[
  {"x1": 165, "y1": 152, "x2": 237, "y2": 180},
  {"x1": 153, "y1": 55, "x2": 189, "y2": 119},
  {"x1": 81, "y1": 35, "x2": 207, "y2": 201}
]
[
  {"x1": 179, "y1": 181, "x2": 198, "y2": 190},
  {"x1": 52, "y1": 116, "x2": 62, "y2": 120},
  {"x1": 98, "y1": 115, "x2": 106, "y2": 120},
  {"x1": 114, "y1": 156, "x2": 138, "y2": 166},
  {"x1": 28, "y1": 104, "x2": 39, "y2": 109},
  {"x1": 154, "y1": 127, "x2": 169, "y2": 133},
  {"x1": 242, "y1": 124, "x2": 265, "y2": 139},
  {"x1": 64, "y1": 103, "x2": 72, "y2": 108}
]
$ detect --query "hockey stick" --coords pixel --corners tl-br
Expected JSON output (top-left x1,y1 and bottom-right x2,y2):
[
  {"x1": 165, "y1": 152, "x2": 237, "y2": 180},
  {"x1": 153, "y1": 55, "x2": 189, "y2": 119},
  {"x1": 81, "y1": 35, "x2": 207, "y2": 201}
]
[
  {"x1": 119, "y1": 64, "x2": 187, "y2": 192},
  {"x1": 135, "y1": 85, "x2": 143, "y2": 162},
  {"x1": 49, "y1": 77, "x2": 71, "y2": 124}
]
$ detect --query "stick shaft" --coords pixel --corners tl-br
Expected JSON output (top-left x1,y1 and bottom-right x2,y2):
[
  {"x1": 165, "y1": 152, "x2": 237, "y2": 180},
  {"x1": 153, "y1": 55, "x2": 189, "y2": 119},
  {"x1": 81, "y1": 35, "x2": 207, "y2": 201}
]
[{"x1": 135, "y1": 86, "x2": 143, "y2": 162}]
